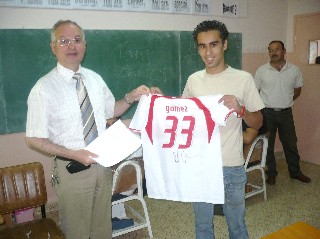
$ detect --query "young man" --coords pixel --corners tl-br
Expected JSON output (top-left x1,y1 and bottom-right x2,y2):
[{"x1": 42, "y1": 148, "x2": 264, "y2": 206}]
[
  {"x1": 255, "y1": 40, "x2": 311, "y2": 185},
  {"x1": 182, "y1": 20, "x2": 264, "y2": 239},
  {"x1": 25, "y1": 20, "x2": 160, "y2": 238}
]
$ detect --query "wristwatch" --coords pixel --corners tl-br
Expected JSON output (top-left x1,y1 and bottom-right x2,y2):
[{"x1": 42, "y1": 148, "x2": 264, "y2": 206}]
[{"x1": 124, "y1": 93, "x2": 132, "y2": 105}]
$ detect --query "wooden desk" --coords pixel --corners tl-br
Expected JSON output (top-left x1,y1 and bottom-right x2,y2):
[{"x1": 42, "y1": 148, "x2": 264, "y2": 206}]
[{"x1": 261, "y1": 221, "x2": 320, "y2": 239}]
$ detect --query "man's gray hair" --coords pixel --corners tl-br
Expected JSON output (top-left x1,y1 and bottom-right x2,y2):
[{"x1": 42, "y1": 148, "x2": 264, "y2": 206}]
[{"x1": 51, "y1": 20, "x2": 85, "y2": 42}]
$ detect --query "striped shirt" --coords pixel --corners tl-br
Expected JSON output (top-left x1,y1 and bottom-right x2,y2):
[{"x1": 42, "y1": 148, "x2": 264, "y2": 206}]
[{"x1": 26, "y1": 63, "x2": 115, "y2": 150}]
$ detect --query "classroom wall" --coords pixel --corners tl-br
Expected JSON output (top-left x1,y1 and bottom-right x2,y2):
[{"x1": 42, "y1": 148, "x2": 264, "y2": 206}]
[
  {"x1": 1, "y1": 0, "x2": 320, "y2": 203},
  {"x1": 0, "y1": 0, "x2": 287, "y2": 51}
]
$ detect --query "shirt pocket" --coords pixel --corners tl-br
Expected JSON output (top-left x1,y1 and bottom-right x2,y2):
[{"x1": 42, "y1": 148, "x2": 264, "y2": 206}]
[{"x1": 50, "y1": 98, "x2": 82, "y2": 131}]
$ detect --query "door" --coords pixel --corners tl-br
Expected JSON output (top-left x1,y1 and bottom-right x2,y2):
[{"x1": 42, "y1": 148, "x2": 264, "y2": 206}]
[{"x1": 293, "y1": 12, "x2": 320, "y2": 165}]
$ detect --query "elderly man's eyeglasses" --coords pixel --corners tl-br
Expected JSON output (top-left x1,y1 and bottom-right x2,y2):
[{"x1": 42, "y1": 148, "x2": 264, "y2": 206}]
[{"x1": 54, "y1": 38, "x2": 84, "y2": 47}]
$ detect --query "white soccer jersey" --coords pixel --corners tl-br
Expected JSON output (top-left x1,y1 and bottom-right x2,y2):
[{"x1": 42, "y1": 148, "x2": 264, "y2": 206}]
[{"x1": 130, "y1": 94, "x2": 234, "y2": 204}]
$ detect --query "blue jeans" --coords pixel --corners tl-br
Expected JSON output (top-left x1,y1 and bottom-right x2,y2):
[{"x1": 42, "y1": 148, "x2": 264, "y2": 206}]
[{"x1": 193, "y1": 166, "x2": 249, "y2": 239}]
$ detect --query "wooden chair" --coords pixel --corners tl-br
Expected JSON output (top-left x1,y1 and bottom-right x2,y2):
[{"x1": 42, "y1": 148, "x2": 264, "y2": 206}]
[
  {"x1": 244, "y1": 133, "x2": 269, "y2": 201},
  {"x1": 0, "y1": 162, "x2": 65, "y2": 239}
]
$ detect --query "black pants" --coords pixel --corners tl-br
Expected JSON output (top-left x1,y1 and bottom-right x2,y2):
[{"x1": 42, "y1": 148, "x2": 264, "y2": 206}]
[{"x1": 263, "y1": 108, "x2": 302, "y2": 177}]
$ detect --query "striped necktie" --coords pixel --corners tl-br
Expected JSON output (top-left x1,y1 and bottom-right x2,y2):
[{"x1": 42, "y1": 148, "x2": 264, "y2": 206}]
[{"x1": 73, "y1": 73, "x2": 98, "y2": 145}]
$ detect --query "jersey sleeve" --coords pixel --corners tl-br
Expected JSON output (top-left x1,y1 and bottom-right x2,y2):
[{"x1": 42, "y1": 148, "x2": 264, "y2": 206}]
[
  {"x1": 129, "y1": 94, "x2": 151, "y2": 132},
  {"x1": 210, "y1": 102, "x2": 233, "y2": 127},
  {"x1": 199, "y1": 95, "x2": 233, "y2": 127}
]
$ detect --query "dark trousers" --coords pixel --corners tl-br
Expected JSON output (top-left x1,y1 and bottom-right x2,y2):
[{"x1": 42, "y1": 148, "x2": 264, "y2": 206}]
[{"x1": 263, "y1": 108, "x2": 301, "y2": 177}]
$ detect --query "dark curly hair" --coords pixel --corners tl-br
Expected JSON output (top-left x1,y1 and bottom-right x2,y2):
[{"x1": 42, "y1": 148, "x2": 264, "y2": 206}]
[{"x1": 192, "y1": 20, "x2": 229, "y2": 43}]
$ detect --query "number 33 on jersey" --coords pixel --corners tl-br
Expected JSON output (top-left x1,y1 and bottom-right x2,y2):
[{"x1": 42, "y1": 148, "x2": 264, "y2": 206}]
[{"x1": 130, "y1": 94, "x2": 233, "y2": 204}]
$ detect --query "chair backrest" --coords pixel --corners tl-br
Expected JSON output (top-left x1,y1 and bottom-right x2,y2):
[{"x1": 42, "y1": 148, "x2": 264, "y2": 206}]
[
  {"x1": 0, "y1": 162, "x2": 47, "y2": 215},
  {"x1": 112, "y1": 158, "x2": 144, "y2": 197},
  {"x1": 244, "y1": 133, "x2": 269, "y2": 169}
]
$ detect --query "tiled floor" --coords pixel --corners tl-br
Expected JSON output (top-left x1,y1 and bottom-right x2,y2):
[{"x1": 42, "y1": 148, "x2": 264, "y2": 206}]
[{"x1": 46, "y1": 158, "x2": 320, "y2": 239}]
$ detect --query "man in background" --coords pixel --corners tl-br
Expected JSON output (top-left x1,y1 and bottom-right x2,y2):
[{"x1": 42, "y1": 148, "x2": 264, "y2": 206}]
[{"x1": 255, "y1": 40, "x2": 311, "y2": 185}]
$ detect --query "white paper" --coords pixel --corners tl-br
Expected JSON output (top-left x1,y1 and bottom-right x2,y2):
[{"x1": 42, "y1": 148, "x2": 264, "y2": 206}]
[{"x1": 85, "y1": 120, "x2": 142, "y2": 167}]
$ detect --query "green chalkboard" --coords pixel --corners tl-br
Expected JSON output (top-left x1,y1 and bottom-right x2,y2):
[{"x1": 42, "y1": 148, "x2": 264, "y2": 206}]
[{"x1": 0, "y1": 29, "x2": 241, "y2": 134}]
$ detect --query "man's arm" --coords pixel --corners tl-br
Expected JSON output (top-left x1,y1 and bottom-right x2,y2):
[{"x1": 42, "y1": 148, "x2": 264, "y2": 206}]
[
  {"x1": 113, "y1": 85, "x2": 150, "y2": 117},
  {"x1": 25, "y1": 137, "x2": 97, "y2": 165},
  {"x1": 243, "y1": 110, "x2": 263, "y2": 131},
  {"x1": 293, "y1": 87, "x2": 302, "y2": 101},
  {"x1": 114, "y1": 85, "x2": 162, "y2": 117}
]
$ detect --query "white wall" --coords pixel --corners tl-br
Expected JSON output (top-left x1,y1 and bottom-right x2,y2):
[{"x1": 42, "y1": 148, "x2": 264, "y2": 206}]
[
  {"x1": 0, "y1": 0, "x2": 285, "y2": 52},
  {"x1": 1, "y1": 0, "x2": 319, "y2": 51}
]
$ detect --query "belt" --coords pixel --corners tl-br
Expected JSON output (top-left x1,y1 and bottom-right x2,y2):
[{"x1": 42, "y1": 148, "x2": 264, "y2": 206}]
[{"x1": 265, "y1": 107, "x2": 291, "y2": 112}]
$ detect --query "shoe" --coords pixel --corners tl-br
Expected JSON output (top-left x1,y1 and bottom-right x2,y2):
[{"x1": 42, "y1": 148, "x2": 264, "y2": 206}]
[
  {"x1": 266, "y1": 176, "x2": 276, "y2": 185},
  {"x1": 290, "y1": 174, "x2": 311, "y2": 183},
  {"x1": 214, "y1": 204, "x2": 224, "y2": 216}
]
